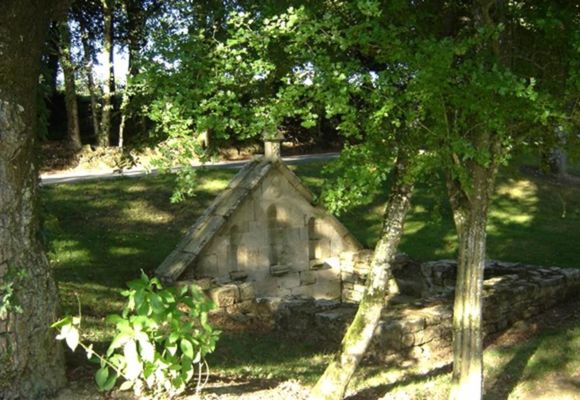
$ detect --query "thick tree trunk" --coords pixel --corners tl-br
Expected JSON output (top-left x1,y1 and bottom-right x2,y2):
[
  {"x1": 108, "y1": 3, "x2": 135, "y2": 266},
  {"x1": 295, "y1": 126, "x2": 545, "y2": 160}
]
[
  {"x1": 99, "y1": 0, "x2": 115, "y2": 147},
  {"x1": 81, "y1": 31, "x2": 101, "y2": 142},
  {"x1": 447, "y1": 157, "x2": 498, "y2": 400},
  {"x1": 0, "y1": 1, "x2": 66, "y2": 398},
  {"x1": 309, "y1": 157, "x2": 414, "y2": 400},
  {"x1": 58, "y1": 20, "x2": 82, "y2": 150}
]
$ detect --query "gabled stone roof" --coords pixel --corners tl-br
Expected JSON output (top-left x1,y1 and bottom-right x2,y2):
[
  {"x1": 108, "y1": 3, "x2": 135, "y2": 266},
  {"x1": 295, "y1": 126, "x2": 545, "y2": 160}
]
[{"x1": 155, "y1": 156, "x2": 360, "y2": 283}]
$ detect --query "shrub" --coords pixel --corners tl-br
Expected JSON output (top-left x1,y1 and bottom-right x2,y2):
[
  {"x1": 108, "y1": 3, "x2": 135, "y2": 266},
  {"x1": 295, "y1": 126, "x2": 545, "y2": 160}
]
[{"x1": 53, "y1": 272, "x2": 220, "y2": 397}]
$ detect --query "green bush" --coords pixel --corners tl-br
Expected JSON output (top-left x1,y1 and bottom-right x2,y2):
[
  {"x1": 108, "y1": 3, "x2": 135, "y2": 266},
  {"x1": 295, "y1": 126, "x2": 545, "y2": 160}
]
[{"x1": 53, "y1": 272, "x2": 220, "y2": 397}]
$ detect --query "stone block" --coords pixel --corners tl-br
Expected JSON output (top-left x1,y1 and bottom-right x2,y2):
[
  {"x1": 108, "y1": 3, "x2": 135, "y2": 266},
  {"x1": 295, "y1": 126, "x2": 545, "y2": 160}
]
[
  {"x1": 225, "y1": 300, "x2": 256, "y2": 315},
  {"x1": 278, "y1": 272, "x2": 301, "y2": 289},
  {"x1": 229, "y1": 271, "x2": 248, "y2": 281},
  {"x1": 401, "y1": 333, "x2": 415, "y2": 348},
  {"x1": 342, "y1": 288, "x2": 363, "y2": 303},
  {"x1": 400, "y1": 316, "x2": 426, "y2": 333},
  {"x1": 300, "y1": 271, "x2": 317, "y2": 285},
  {"x1": 270, "y1": 264, "x2": 290, "y2": 276},
  {"x1": 190, "y1": 278, "x2": 214, "y2": 291},
  {"x1": 290, "y1": 285, "x2": 314, "y2": 298},
  {"x1": 313, "y1": 238, "x2": 331, "y2": 260},
  {"x1": 310, "y1": 258, "x2": 330, "y2": 270},
  {"x1": 209, "y1": 284, "x2": 240, "y2": 307},
  {"x1": 238, "y1": 282, "x2": 256, "y2": 301}
]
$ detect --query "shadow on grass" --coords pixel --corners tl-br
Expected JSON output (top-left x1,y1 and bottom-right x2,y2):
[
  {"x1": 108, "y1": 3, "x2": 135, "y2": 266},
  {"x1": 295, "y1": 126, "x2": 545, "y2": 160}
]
[
  {"x1": 345, "y1": 363, "x2": 452, "y2": 400},
  {"x1": 484, "y1": 341, "x2": 541, "y2": 400},
  {"x1": 42, "y1": 170, "x2": 236, "y2": 289}
]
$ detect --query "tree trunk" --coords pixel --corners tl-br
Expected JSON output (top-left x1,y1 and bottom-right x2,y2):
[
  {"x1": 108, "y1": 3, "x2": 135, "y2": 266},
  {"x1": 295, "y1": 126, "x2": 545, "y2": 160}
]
[
  {"x1": 44, "y1": 22, "x2": 61, "y2": 96},
  {"x1": 447, "y1": 157, "x2": 498, "y2": 400},
  {"x1": 58, "y1": 20, "x2": 82, "y2": 150},
  {"x1": 118, "y1": 0, "x2": 148, "y2": 148},
  {"x1": 81, "y1": 30, "x2": 101, "y2": 142},
  {"x1": 99, "y1": 0, "x2": 115, "y2": 147},
  {"x1": 309, "y1": 157, "x2": 414, "y2": 400},
  {"x1": 118, "y1": 90, "x2": 129, "y2": 148},
  {"x1": 0, "y1": 1, "x2": 66, "y2": 398}
]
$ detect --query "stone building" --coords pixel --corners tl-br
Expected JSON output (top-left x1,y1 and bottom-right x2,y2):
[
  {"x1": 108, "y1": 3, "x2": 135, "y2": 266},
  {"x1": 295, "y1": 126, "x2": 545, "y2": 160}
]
[{"x1": 156, "y1": 136, "x2": 361, "y2": 299}]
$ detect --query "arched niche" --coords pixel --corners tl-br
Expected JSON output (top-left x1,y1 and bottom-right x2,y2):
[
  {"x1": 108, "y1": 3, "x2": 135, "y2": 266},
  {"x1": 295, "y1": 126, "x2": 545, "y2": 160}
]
[
  {"x1": 267, "y1": 205, "x2": 279, "y2": 265},
  {"x1": 228, "y1": 225, "x2": 242, "y2": 270}
]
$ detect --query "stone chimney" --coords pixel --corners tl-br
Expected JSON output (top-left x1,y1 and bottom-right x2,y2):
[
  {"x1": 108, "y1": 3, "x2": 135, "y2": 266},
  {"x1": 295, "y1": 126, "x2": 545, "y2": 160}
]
[{"x1": 264, "y1": 130, "x2": 284, "y2": 161}]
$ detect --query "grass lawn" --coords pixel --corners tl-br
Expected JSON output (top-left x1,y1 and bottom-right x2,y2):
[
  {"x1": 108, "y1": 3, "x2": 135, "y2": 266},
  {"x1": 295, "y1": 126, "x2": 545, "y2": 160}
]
[{"x1": 41, "y1": 156, "x2": 580, "y2": 398}]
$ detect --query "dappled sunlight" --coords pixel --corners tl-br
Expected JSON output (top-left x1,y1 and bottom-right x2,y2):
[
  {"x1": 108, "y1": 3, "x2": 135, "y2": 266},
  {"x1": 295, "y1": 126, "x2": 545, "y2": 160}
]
[
  {"x1": 197, "y1": 177, "x2": 230, "y2": 192},
  {"x1": 108, "y1": 246, "x2": 142, "y2": 256},
  {"x1": 496, "y1": 179, "x2": 539, "y2": 202},
  {"x1": 51, "y1": 240, "x2": 92, "y2": 263},
  {"x1": 489, "y1": 179, "x2": 539, "y2": 230},
  {"x1": 120, "y1": 200, "x2": 175, "y2": 225}
]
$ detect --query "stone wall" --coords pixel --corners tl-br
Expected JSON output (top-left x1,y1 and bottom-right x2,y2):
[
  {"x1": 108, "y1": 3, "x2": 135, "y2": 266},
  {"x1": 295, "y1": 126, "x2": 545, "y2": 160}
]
[{"x1": 277, "y1": 254, "x2": 580, "y2": 364}]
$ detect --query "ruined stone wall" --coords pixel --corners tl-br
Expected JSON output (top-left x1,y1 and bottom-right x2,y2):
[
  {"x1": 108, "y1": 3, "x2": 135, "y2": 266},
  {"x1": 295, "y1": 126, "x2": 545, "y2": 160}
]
[
  {"x1": 185, "y1": 169, "x2": 359, "y2": 299},
  {"x1": 283, "y1": 253, "x2": 580, "y2": 364}
]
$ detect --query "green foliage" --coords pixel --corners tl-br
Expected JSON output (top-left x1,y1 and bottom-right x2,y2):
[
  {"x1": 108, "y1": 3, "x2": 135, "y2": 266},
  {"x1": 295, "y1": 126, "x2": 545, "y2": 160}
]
[
  {"x1": 53, "y1": 272, "x2": 220, "y2": 397},
  {"x1": 0, "y1": 270, "x2": 26, "y2": 320},
  {"x1": 137, "y1": 1, "x2": 578, "y2": 207}
]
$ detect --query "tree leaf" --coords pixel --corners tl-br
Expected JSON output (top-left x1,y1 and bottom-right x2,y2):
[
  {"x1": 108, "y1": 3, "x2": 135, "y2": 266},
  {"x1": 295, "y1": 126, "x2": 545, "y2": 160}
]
[
  {"x1": 65, "y1": 325, "x2": 80, "y2": 352},
  {"x1": 180, "y1": 338, "x2": 194, "y2": 359},
  {"x1": 95, "y1": 367, "x2": 109, "y2": 389},
  {"x1": 119, "y1": 380, "x2": 134, "y2": 391},
  {"x1": 123, "y1": 339, "x2": 143, "y2": 380}
]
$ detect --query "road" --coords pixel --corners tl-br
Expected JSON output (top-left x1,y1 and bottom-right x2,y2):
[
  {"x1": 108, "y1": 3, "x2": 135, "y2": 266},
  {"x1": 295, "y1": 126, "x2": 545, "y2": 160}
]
[{"x1": 40, "y1": 152, "x2": 339, "y2": 185}]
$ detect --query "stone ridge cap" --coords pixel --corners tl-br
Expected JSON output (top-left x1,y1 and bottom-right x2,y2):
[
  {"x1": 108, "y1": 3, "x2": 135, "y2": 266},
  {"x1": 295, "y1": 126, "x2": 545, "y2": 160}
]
[{"x1": 155, "y1": 157, "x2": 273, "y2": 282}]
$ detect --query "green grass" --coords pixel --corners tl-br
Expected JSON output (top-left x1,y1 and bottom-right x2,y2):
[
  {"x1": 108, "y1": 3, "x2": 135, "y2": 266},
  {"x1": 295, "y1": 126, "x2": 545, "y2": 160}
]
[{"x1": 41, "y1": 157, "x2": 580, "y2": 396}]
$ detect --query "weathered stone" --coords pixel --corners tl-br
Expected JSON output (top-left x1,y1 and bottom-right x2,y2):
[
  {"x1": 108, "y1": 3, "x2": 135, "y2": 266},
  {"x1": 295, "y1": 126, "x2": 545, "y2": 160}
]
[
  {"x1": 229, "y1": 271, "x2": 248, "y2": 281},
  {"x1": 209, "y1": 284, "x2": 240, "y2": 307},
  {"x1": 238, "y1": 282, "x2": 256, "y2": 301},
  {"x1": 226, "y1": 300, "x2": 256, "y2": 315},
  {"x1": 270, "y1": 264, "x2": 290, "y2": 276},
  {"x1": 180, "y1": 278, "x2": 213, "y2": 291},
  {"x1": 300, "y1": 271, "x2": 317, "y2": 285}
]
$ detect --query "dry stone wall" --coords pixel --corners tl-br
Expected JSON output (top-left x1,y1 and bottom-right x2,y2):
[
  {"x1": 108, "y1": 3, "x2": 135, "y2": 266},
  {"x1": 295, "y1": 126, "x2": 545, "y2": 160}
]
[{"x1": 277, "y1": 253, "x2": 580, "y2": 364}]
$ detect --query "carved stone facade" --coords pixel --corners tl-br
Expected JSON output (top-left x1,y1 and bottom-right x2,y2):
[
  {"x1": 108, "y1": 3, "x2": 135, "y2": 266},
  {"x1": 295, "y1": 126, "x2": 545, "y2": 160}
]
[{"x1": 156, "y1": 156, "x2": 361, "y2": 299}]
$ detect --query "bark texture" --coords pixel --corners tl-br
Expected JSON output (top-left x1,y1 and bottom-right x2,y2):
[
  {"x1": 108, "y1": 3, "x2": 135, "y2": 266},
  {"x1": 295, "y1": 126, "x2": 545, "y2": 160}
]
[
  {"x1": 58, "y1": 20, "x2": 82, "y2": 150},
  {"x1": 0, "y1": 1, "x2": 66, "y2": 398},
  {"x1": 309, "y1": 158, "x2": 414, "y2": 400},
  {"x1": 447, "y1": 138, "x2": 499, "y2": 400}
]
